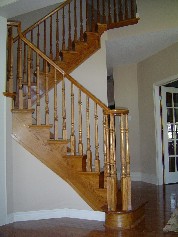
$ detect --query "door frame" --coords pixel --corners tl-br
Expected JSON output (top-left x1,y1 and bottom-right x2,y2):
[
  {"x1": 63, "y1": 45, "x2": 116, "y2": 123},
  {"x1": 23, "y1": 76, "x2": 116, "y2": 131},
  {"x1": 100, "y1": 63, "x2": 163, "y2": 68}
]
[{"x1": 153, "y1": 74, "x2": 178, "y2": 185}]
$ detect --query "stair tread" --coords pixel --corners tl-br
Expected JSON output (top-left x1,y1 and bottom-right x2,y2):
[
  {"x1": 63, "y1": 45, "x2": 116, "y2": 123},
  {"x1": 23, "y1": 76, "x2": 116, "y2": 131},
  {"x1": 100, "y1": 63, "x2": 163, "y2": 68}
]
[
  {"x1": 28, "y1": 124, "x2": 53, "y2": 128},
  {"x1": 63, "y1": 154, "x2": 87, "y2": 159},
  {"x1": 48, "y1": 139, "x2": 68, "y2": 144}
]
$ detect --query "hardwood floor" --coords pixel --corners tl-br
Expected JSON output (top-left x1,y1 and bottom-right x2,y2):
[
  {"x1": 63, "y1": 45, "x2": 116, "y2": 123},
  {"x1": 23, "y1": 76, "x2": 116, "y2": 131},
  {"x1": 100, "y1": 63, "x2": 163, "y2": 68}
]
[{"x1": 0, "y1": 182, "x2": 178, "y2": 237}]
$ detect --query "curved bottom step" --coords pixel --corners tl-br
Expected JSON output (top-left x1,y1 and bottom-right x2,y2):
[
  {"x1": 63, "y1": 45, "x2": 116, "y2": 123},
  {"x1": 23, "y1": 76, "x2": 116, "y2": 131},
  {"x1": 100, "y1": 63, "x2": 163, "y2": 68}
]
[{"x1": 105, "y1": 202, "x2": 147, "y2": 229}]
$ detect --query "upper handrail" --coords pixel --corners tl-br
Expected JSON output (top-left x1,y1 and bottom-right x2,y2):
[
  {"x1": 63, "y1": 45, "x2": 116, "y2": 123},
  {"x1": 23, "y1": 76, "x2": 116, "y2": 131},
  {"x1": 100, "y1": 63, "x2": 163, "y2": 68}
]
[{"x1": 13, "y1": 0, "x2": 72, "y2": 42}]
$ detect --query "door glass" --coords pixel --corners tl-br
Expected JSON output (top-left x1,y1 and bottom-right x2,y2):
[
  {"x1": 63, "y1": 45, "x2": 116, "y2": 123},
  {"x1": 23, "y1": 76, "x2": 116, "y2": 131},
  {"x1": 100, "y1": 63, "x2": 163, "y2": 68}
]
[
  {"x1": 169, "y1": 157, "x2": 175, "y2": 172},
  {"x1": 174, "y1": 109, "x2": 178, "y2": 123},
  {"x1": 168, "y1": 141, "x2": 175, "y2": 155},
  {"x1": 168, "y1": 124, "x2": 174, "y2": 139},
  {"x1": 166, "y1": 92, "x2": 172, "y2": 107},
  {"x1": 173, "y1": 94, "x2": 178, "y2": 107},
  {"x1": 167, "y1": 108, "x2": 173, "y2": 123}
]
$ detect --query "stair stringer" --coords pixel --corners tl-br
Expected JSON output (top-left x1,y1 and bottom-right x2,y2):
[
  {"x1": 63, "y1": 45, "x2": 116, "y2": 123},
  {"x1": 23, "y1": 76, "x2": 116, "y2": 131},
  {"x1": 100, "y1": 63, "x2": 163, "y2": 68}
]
[{"x1": 12, "y1": 109, "x2": 107, "y2": 211}]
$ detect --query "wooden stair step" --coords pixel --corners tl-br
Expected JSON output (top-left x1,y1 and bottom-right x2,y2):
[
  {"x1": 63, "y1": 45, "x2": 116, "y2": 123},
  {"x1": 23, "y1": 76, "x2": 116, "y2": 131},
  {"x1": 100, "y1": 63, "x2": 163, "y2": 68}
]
[
  {"x1": 60, "y1": 50, "x2": 79, "y2": 62},
  {"x1": 28, "y1": 124, "x2": 53, "y2": 140},
  {"x1": 78, "y1": 171, "x2": 104, "y2": 189},
  {"x1": 62, "y1": 155, "x2": 87, "y2": 172},
  {"x1": 84, "y1": 32, "x2": 100, "y2": 45}
]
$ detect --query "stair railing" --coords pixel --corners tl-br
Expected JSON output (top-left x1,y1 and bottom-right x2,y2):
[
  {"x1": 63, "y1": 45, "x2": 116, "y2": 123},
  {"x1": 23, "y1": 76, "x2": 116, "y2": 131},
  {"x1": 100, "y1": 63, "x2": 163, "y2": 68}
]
[{"x1": 6, "y1": 21, "x2": 132, "y2": 212}]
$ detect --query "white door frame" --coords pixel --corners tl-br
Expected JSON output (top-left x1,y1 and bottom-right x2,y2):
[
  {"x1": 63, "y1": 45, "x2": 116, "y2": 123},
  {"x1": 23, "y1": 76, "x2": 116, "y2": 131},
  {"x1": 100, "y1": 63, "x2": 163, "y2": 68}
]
[{"x1": 153, "y1": 74, "x2": 178, "y2": 185}]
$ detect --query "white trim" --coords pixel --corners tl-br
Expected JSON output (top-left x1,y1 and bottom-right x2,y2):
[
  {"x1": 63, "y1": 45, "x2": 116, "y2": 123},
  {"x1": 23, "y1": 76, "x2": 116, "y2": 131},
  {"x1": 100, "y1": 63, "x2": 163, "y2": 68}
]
[
  {"x1": 153, "y1": 74, "x2": 178, "y2": 185},
  {"x1": 7, "y1": 209, "x2": 105, "y2": 224}
]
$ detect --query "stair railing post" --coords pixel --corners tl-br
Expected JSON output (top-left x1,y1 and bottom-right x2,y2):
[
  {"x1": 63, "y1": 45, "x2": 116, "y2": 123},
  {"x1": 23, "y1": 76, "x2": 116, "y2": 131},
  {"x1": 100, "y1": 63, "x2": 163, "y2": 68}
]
[
  {"x1": 120, "y1": 113, "x2": 128, "y2": 211},
  {"x1": 86, "y1": 96, "x2": 92, "y2": 171},
  {"x1": 44, "y1": 60, "x2": 49, "y2": 125},
  {"x1": 125, "y1": 113, "x2": 132, "y2": 210},
  {"x1": 7, "y1": 26, "x2": 14, "y2": 94},
  {"x1": 70, "y1": 83, "x2": 76, "y2": 155},
  {"x1": 94, "y1": 103, "x2": 100, "y2": 172},
  {"x1": 78, "y1": 89, "x2": 83, "y2": 155},
  {"x1": 27, "y1": 46, "x2": 32, "y2": 109},
  {"x1": 62, "y1": 77, "x2": 67, "y2": 140}
]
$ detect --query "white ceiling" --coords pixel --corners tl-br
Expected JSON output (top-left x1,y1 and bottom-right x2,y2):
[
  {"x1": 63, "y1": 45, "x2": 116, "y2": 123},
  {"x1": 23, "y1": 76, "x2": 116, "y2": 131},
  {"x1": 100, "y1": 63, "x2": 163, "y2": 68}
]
[
  {"x1": 106, "y1": 27, "x2": 178, "y2": 72},
  {"x1": 0, "y1": 0, "x2": 65, "y2": 18}
]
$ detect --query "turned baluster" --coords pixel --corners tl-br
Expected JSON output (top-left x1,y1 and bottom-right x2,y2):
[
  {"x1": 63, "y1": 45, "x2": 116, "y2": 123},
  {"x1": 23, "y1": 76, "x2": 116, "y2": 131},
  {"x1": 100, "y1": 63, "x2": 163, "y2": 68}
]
[
  {"x1": 30, "y1": 30, "x2": 34, "y2": 75},
  {"x1": 54, "y1": 69, "x2": 58, "y2": 140},
  {"x1": 74, "y1": 0, "x2": 77, "y2": 42},
  {"x1": 108, "y1": 0, "x2": 112, "y2": 24},
  {"x1": 43, "y1": 20, "x2": 47, "y2": 69},
  {"x1": 105, "y1": 115, "x2": 110, "y2": 189},
  {"x1": 125, "y1": 0, "x2": 129, "y2": 19},
  {"x1": 37, "y1": 25, "x2": 40, "y2": 49},
  {"x1": 97, "y1": 0, "x2": 100, "y2": 23},
  {"x1": 131, "y1": 0, "x2": 135, "y2": 18},
  {"x1": 120, "y1": 114, "x2": 127, "y2": 211},
  {"x1": 86, "y1": 96, "x2": 92, "y2": 171},
  {"x1": 80, "y1": 0, "x2": 83, "y2": 41},
  {"x1": 62, "y1": 78, "x2": 67, "y2": 139},
  {"x1": 27, "y1": 46, "x2": 32, "y2": 109},
  {"x1": 95, "y1": 103, "x2": 100, "y2": 172},
  {"x1": 68, "y1": 2, "x2": 72, "y2": 50},
  {"x1": 17, "y1": 37, "x2": 23, "y2": 109},
  {"x1": 125, "y1": 114, "x2": 131, "y2": 210},
  {"x1": 23, "y1": 41, "x2": 27, "y2": 83},
  {"x1": 114, "y1": 0, "x2": 117, "y2": 22},
  {"x1": 86, "y1": 0, "x2": 89, "y2": 32},
  {"x1": 78, "y1": 89, "x2": 83, "y2": 155},
  {"x1": 109, "y1": 113, "x2": 117, "y2": 211},
  {"x1": 118, "y1": 0, "x2": 123, "y2": 21},
  {"x1": 91, "y1": 0, "x2": 95, "y2": 32},
  {"x1": 8, "y1": 26, "x2": 13, "y2": 93},
  {"x1": 56, "y1": 11, "x2": 60, "y2": 60},
  {"x1": 62, "y1": 7, "x2": 66, "y2": 50},
  {"x1": 50, "y1": 16, "x2": 53, "y2": 59},
  {"x1": 44, "y1": 60, "x2": 49, "y2": 125},
  {"x1": 70, "y1": 83, "x2": 76, "y2": 155},
  {"x1": 36, "y1": 53, "x2": 41, "y2": 125},
  {"x1": 102, "y1": 0, "x2": 106, "y2": 24}
]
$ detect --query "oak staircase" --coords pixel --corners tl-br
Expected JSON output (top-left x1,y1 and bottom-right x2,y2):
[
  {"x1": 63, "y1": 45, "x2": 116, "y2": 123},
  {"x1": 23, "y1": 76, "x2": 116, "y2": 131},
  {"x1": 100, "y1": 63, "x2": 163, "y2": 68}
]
[{"x1": 5, "y1": 0, "x2": 145, "y2": 229}]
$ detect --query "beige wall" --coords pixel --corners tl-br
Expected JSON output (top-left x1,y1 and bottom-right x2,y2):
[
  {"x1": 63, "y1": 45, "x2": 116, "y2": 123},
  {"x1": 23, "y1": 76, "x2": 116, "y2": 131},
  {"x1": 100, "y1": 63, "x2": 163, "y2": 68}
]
[
  {"x1": 138, "y1": 42, "x2": 178, "y2": 178},
  {"x1": 113, "y1": 64, "x2": 141, "y2": 173}
]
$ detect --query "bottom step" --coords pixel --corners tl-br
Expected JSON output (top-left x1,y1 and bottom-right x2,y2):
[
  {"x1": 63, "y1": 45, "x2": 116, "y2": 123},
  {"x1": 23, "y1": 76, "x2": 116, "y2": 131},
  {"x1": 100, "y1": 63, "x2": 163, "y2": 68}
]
[{"x1": 105, "y1": 202, "x2": 147, "y2": 229}]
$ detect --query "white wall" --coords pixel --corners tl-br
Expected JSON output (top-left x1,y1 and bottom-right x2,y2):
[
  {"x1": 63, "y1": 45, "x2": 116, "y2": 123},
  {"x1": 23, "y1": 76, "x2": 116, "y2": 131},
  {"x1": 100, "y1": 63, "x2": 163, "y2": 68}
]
[{"x1": 0, "y1": 16, "x2": 7, "y2": 226}]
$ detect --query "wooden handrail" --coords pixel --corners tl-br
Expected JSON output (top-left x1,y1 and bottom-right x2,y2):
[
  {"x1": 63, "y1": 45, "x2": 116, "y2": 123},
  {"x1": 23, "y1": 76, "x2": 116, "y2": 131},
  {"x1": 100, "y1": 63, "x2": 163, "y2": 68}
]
[
  {"x1": 13, "y1": 0, "x2": 73, "y2": 43},
  {"x1": 16, "y1": 23, "x2": 111, "y2": 113}
]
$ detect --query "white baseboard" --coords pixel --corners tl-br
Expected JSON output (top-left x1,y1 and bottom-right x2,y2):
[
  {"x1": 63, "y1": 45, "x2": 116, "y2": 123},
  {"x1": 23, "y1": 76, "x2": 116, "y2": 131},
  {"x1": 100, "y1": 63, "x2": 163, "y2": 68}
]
[{"x1": 7, "y1": 208, "x2": 105, "y2": 224}]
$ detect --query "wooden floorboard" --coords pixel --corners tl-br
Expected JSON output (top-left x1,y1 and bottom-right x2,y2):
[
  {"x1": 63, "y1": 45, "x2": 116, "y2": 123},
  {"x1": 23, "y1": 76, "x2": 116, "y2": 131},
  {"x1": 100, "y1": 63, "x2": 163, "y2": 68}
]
[{"x1": 1, "y1": 181, "x2": 178, "y2": 236}]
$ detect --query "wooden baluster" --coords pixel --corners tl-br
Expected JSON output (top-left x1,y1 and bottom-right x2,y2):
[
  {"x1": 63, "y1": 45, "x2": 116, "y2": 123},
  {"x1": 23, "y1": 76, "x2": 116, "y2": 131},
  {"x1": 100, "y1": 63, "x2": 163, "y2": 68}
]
[
  {"x1": 30, "y1": 30, "x2": 34, "y2": 75},
  {"x1": 131, "y1": 0, "x2": 135, "y2": 18},
  {"x1": 86, "y1": 0, "x2": 89, "y2": 32},
  {"x1": 23, "y1": 41, "x2": 27, "y2": 83},
  {"x1": 102, "y1": 0, "x2": 106, "y2": 24},
  {"x1": 104, "y1": 114, "x2": 110, "y2": 188},
  {"x1": 27, "y1": 46, "x2": 32, "y2": 109},
  {"x1": 62, "y1": 7, "x2": 66, "y2": 50},
  {"x1": 108, "y1": 0, "x2": 112, "y2": 24},
  {"x1": 54, "y1": 69, "x2": 58, "y2": 139},
  {"x1": 36, "y1": 53, "x2": 41, "y2": 125},
  {"x1": 78, "y1": 89, "x2": 83, "y2": 155},
  {"x1": 97, "y1": 0, "x2": 100, "y2": 22},
  {"x1": 114, "y1": 0, "x2": 117, "y2": 22},
  {"x1": 91, "y1": 0, "x2": 95, "y2": 32},
  {"x1": 44, "y1": 60, "x2": 49, "y2": 125},
  {"x1": 37, "y1": 25, "x2": 40, "y2": 49},
  {"x1": 118, "y1": 0, "x2": 123, "y2": 21},
  {"x1": 80, "y1": 0, "x2": 84, "y2": 41},
  {"x1": 17, "y1": 37, "x2": 23, "y2": 109},
  {"x1": 86, "y1": 96, "x2": 92, "y2": 171},
  {"x1": 43, "y1": 20, "x2": 46, "y2": 69},
  {"x1": 70, "y1": 83, "x2": 76, "y2": 155},
  {"x1": 109, "y1": 114, "x2": 117, "y2": 211},
  {"x1": 125, "y1": 114, "x2": 131, "y2": 210},
  {"x1": 74, "y1": 0, "x2": 77, "y2": 42},
  {"x1": 120, "y1": 114, "x2": 127, "y2": 211},
  {"x1": 125, "y1": 0, "x2": 129, "y2": 19},
  {"x1": 68, "y1": 2, "x2": 72, "y2": 50},
  {"x1": 8, "y1": 26, "x2": 13, "y2": 93},
  {"x1": 95, "y1": 103, "x2": 100, "y2": 172},
  {"x1": 50, "y1": 16, "x2": 53, "y2": 59},
  {"x1": 56, "y1": 11, "x2": 60, "y2": 60},
  {"x1": 62, "y1": 78, "x2": 67, "y2": 139}
]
